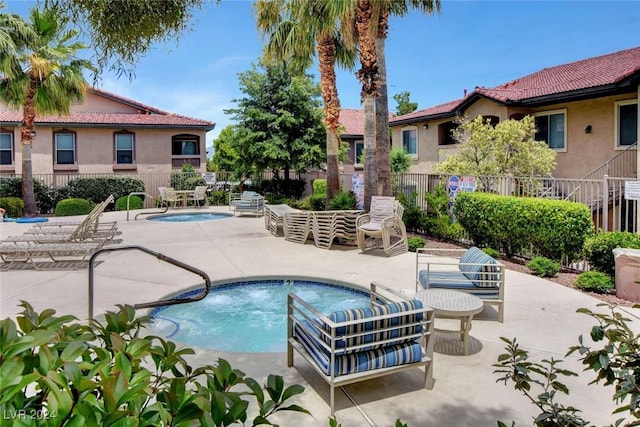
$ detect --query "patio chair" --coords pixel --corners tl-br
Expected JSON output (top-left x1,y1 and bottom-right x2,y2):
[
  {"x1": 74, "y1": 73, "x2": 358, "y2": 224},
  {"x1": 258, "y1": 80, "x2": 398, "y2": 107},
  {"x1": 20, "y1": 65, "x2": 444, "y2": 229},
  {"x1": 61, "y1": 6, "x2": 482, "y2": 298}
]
[
  {"x1": 356, "y1": 196, "x2": 408, "y2": 257},
  {"x1": 162, "y1": 187, "x2": 181, "y2": 208},
  {"x1": 283, "y1": 211, "x2": 312, "y2": 244},
  {"x1": 188, "y1": 186, "x2": 208, "y2": 207},
  {"x1": 25, "y1": 195, "x2": 115, "y2": 235}
]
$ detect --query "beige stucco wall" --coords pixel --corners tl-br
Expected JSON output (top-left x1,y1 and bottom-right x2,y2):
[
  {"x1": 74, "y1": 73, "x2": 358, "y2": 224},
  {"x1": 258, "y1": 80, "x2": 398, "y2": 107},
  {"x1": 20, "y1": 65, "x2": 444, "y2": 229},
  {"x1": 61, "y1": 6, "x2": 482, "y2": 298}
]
[
  {"x1": 6, "y1": 126, "x2": 206, "y2": 174},
  {"x1": 71, "y1": 91, "x2": 140, "y2": 113},
  {"x1": 391, "y1": 91, "x2": 639, "y2": 179}
]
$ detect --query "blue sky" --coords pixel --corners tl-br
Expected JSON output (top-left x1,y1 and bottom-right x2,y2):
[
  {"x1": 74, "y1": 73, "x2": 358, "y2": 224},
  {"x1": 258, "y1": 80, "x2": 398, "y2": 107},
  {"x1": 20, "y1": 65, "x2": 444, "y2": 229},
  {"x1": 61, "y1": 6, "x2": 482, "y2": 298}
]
[{"x1": 6, "y1": 0, "x2": 640, "y2": 149}]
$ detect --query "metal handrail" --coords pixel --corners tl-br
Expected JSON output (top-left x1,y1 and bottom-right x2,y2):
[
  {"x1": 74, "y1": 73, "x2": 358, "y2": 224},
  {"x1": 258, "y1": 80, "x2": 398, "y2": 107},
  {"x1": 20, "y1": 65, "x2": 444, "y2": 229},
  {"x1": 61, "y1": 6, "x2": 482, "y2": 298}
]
[
  {"x1": 87, "y1": 245, "x2": 211, "y2": 319},
  {"x1": 126, "y1": 191, "x2": 168, "y2": 221}
]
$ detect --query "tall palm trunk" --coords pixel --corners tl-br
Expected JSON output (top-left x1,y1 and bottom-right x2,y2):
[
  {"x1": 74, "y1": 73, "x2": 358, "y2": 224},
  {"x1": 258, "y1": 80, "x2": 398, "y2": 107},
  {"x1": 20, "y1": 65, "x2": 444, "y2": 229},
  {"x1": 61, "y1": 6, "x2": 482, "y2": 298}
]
[
  {"x1": 21, "y1": 75, "x2": 38, "y2": 216},
  {"x1": 317, "y1": 32, "x2": 341, "y2": 206},
  {"x1": 375, "y1": 9, "x2": 391, "y2": 196},
  {"x1": 355, "y1": 0, "x2": 378, "y2": 211}
]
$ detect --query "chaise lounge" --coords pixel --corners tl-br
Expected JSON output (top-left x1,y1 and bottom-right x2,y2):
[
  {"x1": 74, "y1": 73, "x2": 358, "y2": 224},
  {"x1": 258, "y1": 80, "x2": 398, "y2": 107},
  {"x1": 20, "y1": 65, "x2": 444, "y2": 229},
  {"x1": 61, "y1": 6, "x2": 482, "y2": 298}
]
[{"x1": 229, "y1": 191, "x2": 264, "y2": 216}]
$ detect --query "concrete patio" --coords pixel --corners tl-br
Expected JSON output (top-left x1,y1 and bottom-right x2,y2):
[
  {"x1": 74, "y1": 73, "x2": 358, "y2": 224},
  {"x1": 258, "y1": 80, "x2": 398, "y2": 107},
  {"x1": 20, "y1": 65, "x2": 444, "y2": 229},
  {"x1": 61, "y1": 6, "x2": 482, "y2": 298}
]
[{"x1": 1, "y1": 206, "x2": 637, "y2": 426}]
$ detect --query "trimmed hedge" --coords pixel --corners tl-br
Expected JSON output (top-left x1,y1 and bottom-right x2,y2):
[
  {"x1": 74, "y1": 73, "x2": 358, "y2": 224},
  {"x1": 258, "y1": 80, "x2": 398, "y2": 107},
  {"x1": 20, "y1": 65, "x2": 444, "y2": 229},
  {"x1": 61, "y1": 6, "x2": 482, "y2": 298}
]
[
  {"x1": 55, "y1": 198, "x2": 95, "y2": 216},
  {"x1": 453, "y1": 192, "x2": 594, "y2": 261},
  {"x1": 0, "y1": 177, "x2": 58, "y2": 213},
  {"x1": 115, "y1": 195, "x2": 143, "y2": 211},
  {"x1": 65, "y1": 177, "x2": 145, "y2": 209},
  {"x1": 0, "y1": 197, "x2": 25, "y2": 218},
  {"x1": 583, "y1": 231, "x2": 640, "y2": 277}
]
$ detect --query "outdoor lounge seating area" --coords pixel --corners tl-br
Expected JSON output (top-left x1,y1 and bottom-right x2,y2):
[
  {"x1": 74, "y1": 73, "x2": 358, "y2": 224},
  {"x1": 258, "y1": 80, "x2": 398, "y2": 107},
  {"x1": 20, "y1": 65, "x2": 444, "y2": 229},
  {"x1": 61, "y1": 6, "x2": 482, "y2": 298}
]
[
  {"x1": 229, "y1": 191, "x2": 265, "y2": 216},
  {"x1": 0, "y1": 195, "x2": 122, "y2": 269},
  {"x1": 415, "y1": 246, "x2": 505, "y2": 322},
  {"x1": 287, "y1": 281, "x2": 434, "y2": 415}
]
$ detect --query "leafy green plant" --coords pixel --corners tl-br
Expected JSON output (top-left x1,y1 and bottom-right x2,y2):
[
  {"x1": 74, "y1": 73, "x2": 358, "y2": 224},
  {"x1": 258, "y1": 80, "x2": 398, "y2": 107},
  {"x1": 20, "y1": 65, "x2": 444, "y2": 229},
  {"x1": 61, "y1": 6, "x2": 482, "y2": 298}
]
[
  {"x1": 482, "y1": 248, "x2": 500, "y2": 259},
  {"x1": 328, "y1": 190, "x2": 357, "y2": 210},
  {"x1": 170, "y1": 162, "x2": 206, "y2": 190},
  {"x1": 574, "y1": 271, "x2": 615, "y2": 294},
  {"x1": 208, "y1": 190, "x2": 229, "y2": 206},
  {"x1": 0, "y1": 177, "x2": 57, "y2": 214},
  {"x1": 390, "y1": 149, "x2": 411, "y2": 173},
  {"x1": 397, "y1": 192, "x2": 427, "y2": 232},
  {"x1": 583, "y1": 231, "x2": 640, "y2": 277},
  {"x1": 0, "y1": 302, "x2": 310, "y2": 426},
  {"x1": 54, "y1": 198, "x2": 95, "y2": 216},
  {"x1": 408, "y1": 236, "x2": 426, "y2": 252},
  {"x1": 115, "y1": 195, "x2": 143, "y2": 210},
  {"x1": 65, "y1": 176, "x2": 145, "y2": 209},
  {"x1": 0, "y1": 196, "x2": 25, "y2": 218},
  {"x1": 526, "y1": 256, "x2": 560, "y2": 278},
  {"x1": 495, "y1": 303, "x2": 640, "y2": 426}
]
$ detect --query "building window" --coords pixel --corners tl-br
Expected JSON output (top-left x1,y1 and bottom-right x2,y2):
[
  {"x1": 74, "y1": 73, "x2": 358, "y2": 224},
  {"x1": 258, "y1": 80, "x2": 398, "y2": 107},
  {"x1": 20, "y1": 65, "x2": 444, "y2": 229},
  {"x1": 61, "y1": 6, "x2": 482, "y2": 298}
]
[
  {"x1": 482, "y1": 115, "x2": 499, "y2": 127},
  {"x1": 354, "y1": 140, "x2": 364, "y2": 165},
  {"x1": 438, "y1": 121, "x2": 458, "y2": 145},
  {"x1": 0, "y1": 131, "x2": 13, "y2": 165},
  {"x1": 55, "y1": 132, "x2": 76, "y2": 165},
  {"x1": 172, "y1": 134, "x2": 200, "y2": 156},
  {"x1": 402, "y1": 127, "x2": 417, "y2": 155},
  {"x1": 616, "y1": 100, "x2": 638, "y2": 147},
  {"x1": 535, "y1": 110, "x2": 566, "y2": 150},
  {"x1": 115, "y1": 132, "x2": 135, "y2": 164}
]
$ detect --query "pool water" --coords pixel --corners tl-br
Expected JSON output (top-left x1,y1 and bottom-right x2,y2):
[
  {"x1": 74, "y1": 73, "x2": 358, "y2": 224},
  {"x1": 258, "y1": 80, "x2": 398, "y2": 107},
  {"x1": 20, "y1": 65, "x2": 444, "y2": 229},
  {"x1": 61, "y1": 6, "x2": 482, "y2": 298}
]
[
  {"x1": 150, "y1": 279, "x2": 370, "y2": 352},
  {"x1": 147, "y1": 212, "x2": 231, "y2": 222}
]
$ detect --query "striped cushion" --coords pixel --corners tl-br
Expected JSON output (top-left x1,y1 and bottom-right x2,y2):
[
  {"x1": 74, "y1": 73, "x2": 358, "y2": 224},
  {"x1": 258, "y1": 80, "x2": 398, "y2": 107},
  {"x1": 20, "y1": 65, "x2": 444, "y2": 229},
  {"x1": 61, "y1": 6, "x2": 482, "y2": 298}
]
[
  {"x1": 459, "y1": 246, "x2": 500, "y2": 288},
  {"x1": 321, "y1": 301, "x2": 424, "y2": 352},
  {"x1": 418, "y1": 270, "x2": 500, "y2": 298},
  {"x1": 294, "y1": 320, "x2": 423, "y2": 376}
]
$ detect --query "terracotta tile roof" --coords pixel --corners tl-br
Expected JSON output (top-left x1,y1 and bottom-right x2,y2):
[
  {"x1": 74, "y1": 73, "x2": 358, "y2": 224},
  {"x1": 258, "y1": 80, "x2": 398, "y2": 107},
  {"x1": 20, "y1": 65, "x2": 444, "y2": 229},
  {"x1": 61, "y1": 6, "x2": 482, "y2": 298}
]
[
  {"x1": 0, "y1": 110, "x2": 215, "y2": 128},
  {"x1": 339, "y1": 109, "x2": 364, "y2": 136},
  {"x1": 475, "y1": 46, "x2": 640, "y2": 103},
  {"x1": 0, "y1": 86, "x2": 216, "y2": 130},
  {"x1": 390, "y1": 46, "x2": 640, "y2": 124}
]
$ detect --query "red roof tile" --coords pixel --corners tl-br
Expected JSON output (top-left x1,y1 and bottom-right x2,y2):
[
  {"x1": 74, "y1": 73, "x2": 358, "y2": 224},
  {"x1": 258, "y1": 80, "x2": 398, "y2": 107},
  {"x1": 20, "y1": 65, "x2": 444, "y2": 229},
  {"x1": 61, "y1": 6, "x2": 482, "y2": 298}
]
[
  {"x1": 391, "y1": 46, "x2": 640, "y2": 124},
  {"x1": 339, "y1": 109, "x2": 364, "y2": 135},
  {"x1": 0, "y1": 87, "x2": 216, "y2": 130}
]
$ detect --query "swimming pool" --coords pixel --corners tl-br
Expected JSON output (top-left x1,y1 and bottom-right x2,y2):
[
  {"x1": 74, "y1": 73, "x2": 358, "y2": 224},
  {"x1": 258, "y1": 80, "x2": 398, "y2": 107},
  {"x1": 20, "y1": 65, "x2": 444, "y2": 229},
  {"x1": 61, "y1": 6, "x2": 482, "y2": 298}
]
[
  {"x1": 147, "y1": 212, "x2": 232, "y2": 222},
  {"x1": 150, "y1": 278, "x2": 370, "y2": 353}
]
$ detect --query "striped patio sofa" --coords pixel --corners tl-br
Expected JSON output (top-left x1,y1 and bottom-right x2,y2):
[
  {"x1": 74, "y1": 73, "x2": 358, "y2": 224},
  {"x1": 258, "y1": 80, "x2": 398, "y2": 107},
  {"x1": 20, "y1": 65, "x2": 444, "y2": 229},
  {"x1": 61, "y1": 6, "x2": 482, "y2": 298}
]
[
  {"x1": 287, "y1": 282, "x2": 434, "y2": 415},
  {"x1": 416, "y1": 246, "x2": 505, "y2": 322}
]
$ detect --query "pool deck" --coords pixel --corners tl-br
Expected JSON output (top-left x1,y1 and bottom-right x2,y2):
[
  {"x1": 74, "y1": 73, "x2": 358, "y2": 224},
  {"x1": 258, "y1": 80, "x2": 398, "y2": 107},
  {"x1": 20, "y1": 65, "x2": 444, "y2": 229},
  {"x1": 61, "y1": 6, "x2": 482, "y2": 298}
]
[{"x1": 1, "y1": 206, "x2": 638, "y2": 426}]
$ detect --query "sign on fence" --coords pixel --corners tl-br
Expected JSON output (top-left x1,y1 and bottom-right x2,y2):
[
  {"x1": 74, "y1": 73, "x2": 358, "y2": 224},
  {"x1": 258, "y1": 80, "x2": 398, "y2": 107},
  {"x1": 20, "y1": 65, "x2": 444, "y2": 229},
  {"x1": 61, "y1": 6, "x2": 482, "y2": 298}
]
[
  {"x1": 625, "y1": 180, "x2": 640, "y2": 200},
  {"x1": 202, "y1": 172, "x2": 216, "y2": 186}
]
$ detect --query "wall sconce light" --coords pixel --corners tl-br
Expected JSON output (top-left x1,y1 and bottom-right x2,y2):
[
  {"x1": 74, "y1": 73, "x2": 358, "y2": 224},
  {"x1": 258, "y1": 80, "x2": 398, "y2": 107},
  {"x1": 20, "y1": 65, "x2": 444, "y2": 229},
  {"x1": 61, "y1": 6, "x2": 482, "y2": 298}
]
[
  {"x1": 585, "y1": 125, "x2": 592, "y2": 134},
  {"x1": 30, "y1": 130, "x2": 36, "y2": 137},
  {"x1": 423, "y1": 124, "x2": 429, "y2": 129}
]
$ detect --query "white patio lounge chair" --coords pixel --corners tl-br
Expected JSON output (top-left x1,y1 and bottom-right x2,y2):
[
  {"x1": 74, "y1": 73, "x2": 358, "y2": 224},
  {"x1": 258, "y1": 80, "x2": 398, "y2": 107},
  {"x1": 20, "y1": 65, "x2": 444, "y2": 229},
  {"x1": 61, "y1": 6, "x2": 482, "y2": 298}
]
[{"x1": 356, "y1": 196, "x2": 408, "y2": 256}]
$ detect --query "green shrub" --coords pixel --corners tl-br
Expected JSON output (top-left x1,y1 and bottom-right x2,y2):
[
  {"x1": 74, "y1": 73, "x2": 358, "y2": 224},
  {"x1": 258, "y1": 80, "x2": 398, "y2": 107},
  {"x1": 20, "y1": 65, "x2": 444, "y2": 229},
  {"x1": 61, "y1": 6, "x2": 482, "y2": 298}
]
[
  {"x1": 1, "y1": 302, "x2": 309, "y2": 426},
  {"x1": 66, "y1": 176, "x2": 145, "y2": 209},
  {"x1": 312, "y1": 178, "x2": 327, "y2": 196},
  {"x1": 0, "y1": 177, "x2": 57, "y2": 213},
  {"x1": 574, "y1": 271, "x2": 615, "y2": 293},
  {"x1": 115, "y1": 195, "x2": 143, "y2": 211},
  {"x1": 583, "y1": 231, "x2": 640, "y2": 277},
  {"x1": 454, "y1": 192, "x2": 593, "y2": 260},
  {"x1": 482, "y1": 248, "x2": 500, "y2": 259},
  {"x1": 526, "y1": 256, "x2": 560, "y2": 278},
  {"x1": 329, "y1": 190, "x2": 357, "y2": 210},
  {"x1": 423, "y1": 215, "x2": 464, "y2": 241},
  {"x1": 0, "y1": 196, "x2": 25, "y2": 218},
  {"x1": 397, "y1": 192, "x2": 427, "y2": 232},
  {"x1": 55, "y1": 198, "x2": 94, "y2": 216},
  {"x1": 260, "y1": 177, "x2": 306, "y2": 199},
  {"x1": 408, "y1": 236, "x2": 426, "y2": 252},
  {"x1": 208, "y1": 190, "x2": 228, "y2": 206},
  {"x1": 170, "y1": 162, "x2": 206, "y2": 190},
  {"x1": 310, "y1": 193, "x2": 326, "y2": 211}
]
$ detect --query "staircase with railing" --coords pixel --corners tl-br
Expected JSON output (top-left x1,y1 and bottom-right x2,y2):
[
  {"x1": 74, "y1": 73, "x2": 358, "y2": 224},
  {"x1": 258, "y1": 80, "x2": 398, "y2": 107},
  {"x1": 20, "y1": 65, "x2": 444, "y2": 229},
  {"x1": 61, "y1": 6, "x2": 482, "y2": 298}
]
[{"x1": 581, "y1": 142, "x2": 637, "y2": 181}]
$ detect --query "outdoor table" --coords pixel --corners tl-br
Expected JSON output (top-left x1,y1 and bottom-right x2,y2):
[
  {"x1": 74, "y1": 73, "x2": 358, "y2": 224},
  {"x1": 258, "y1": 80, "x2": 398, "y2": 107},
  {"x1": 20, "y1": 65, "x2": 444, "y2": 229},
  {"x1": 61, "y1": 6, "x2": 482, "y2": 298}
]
[
  {"x1": 174, "y1": 190, "x2": 195, "y2": 208},
  {"x1": 414, "y1": 288, "x2": 483, "y2": 355}
]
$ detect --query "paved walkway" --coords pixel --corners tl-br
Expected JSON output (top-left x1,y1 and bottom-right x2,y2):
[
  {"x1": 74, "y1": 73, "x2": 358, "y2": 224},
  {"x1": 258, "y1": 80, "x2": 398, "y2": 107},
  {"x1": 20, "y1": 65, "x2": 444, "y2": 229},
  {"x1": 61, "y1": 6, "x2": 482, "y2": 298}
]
[{"x1": 1, "y1": 207, "x2": 638, "y2": 426}]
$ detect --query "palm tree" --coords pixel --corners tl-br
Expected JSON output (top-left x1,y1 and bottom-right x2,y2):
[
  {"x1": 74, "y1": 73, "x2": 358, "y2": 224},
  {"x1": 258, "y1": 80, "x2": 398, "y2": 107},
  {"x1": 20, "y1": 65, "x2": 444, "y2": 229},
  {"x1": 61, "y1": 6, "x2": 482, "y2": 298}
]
[
  {"x1": 355, "y1": 0, "x2": 377, "y2": 210},
  {"x1": 355, "y1": 0, "x2": 440, "y2": 204},
  {"x1": 0, "y1": 2, "x2": 34, "y2": 79},
  {"x1": 0, "y1": 7, "x2": 94, "y2": 216},
  {"x1": 256, "y1": 0, "x2": 356, "y2": 205},
  {"x1": 374, "y1": 1, "x2": 440, "y2": 196}
]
